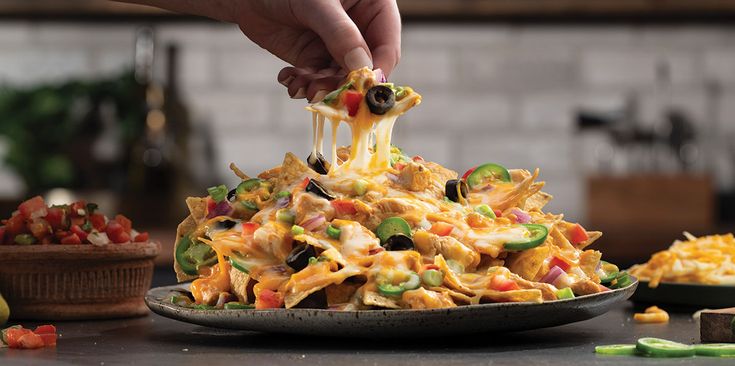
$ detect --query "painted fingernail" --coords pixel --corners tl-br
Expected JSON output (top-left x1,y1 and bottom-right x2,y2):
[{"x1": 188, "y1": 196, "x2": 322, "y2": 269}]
[
  {"x1": 344, "y1": 47, "x2": 372, "y2": 71},
  {"x1": 279, "y1": 75, "x2": 295, "y2": 87},
  {"x1": 291, "y1": 88, "x2": 306, "y2": 99},
  {"x1": 309, "y1": 90, "x2": 328, "y2": 103}
]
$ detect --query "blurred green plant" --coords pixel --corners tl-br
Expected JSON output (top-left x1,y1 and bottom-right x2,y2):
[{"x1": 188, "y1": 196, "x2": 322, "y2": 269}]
[{"x1": 0, "y1": 71, "x2": 146, "y2": 194}]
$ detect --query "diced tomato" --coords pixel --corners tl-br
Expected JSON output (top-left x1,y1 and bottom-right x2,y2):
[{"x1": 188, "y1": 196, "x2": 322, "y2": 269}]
[
  {"x1": 493, "y1": 209, "x2": 502, "y2": 218},
  {"x1": 70, "y1": 225, "x2": 88, "y2": 242},
  {"x1": 28, "y1": 218, "x2": 51, "y2": 240},
  {"x1": 18, "y1": 196, "x2": 47, "y2": 220},
  {"x1": 5, "y1": 213, "x2": 27, "y2": 236},
  {"x1": 0, "y1": 226, "x2": 5, "y2": 244},
  {"x1": 255, "y1": 289, "x2": 283, "y2": 309},
  {"x1": 33, "y1": 325, "x2": 56, "y2": 334},
  {"x1": 429, "y1": 222, "x2": 454, "y2": 237},
  {"x1": 298, "y1": 177, "x2": 310, "y2": 190},
  {"x1": 133, "y1": 232, "x2": 149, "y2": 242},
  {"x1": 331, "y1": 199, "x2": 357, "y2": 215},
  {"x1": 115, "y1": 214, "x2": 132, "y2": 233},
  {"x1": 5, "y1": 328, "x2": 35, "y2": 349},
  {"x1": 36, "y1": 333, "x2": 57, "y2": 347},
  {"x1": 45, "y1": 207, "x2": 67, "y2": 230},
  {"x1": 394, "y1": 162, "x2": 406, "y2": 171},
  {"x1": 70, "y1": 216, "x2": 85, "y2": 227},
  {"x1": 54, "y1": 230, "x2": 70, "y2": 241},
  {"x1": 106, "y1": 220, "x2": 124, "y2": 236},
  {"x1": 342, "y1": 90, "x2": 362, "y2": 117},
  {"x1": 60, "y1": 233, "x2": 82, "y2": 245},
  {"x1": 69, "y1": 201, "x2": 87, "y2": 217},
  {"x1": 490, "y1": 276, "x2": 520, "y2": 292},
  {"x1": 241, "y1": 222, "x2": 260, "y2": 237},
  {"x1": 461, "y1": 166, "x2": 477, "y2": 181},
  {"x1": 424, "y1": 264, "x2": 441, "y2": 271},
  {"x1": 412, "y1": 156, "x2": 424, "y2": 162},
  {"x1": 549, "y1": 256, "x2": 571, "y2": 272},
  {"x1": 89, "y1": 213, "x2": 106, "y2": 231},
  {"x1": 569, "y1": 223, "x2": 589, "y2": 245},
  {"x1": 108, "y1": 229, "x2": 130, "y2": 244},
  {"x1": 206, "y1": 197, "x2": 217, "y2": 216},
  {"x1": 17, "y1": 332, "x2": 45, "y2": 349}
]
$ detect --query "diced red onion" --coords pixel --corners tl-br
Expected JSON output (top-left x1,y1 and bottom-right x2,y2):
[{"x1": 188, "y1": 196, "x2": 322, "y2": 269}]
[
  {"x1": 511, "y1": 208, "x2": 531, "y2": 224},
  {"x1": 88, "y1": 231, "x2": 111, "y2": 246},
  {"x1": 374, "y1": 68, "x2": 386, "y2": 83},
  {"x1": 540, "y1": 265, "x2": 564, "y2": 284},
  {"x1": 275, "y1": 196, "x2": 290, "y2": 208},
  {"x1": 386, "y1": 173, "x2": 399, "y2": 183},
  {"x1": 208, "y1": 201, "x2": 233, "y2": 218},
  {"x1": 301, "y1": 215, "x2": 326, "y2": 231},
  {"x1": 552, "y1": 272, "x2": 573, "y2": 289}
]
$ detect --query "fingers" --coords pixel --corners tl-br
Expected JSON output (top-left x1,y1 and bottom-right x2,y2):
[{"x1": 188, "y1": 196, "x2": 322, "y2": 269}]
[
  {"x1": 352, "y1": 0, "x2": 402, "y2": 77},
  {"x1": 298, "y1": 0, "x2": 373, "y2": 72},
  {"x1": 279, "y1": 67, "x2": 345, "y2": 102}
]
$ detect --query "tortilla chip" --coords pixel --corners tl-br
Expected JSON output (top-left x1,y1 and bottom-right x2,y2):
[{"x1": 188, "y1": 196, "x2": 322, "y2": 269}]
[
  {"x1": 229, "y1": 266, "x2": 250, "y2": 303},
  {"x1": 505, "y1": 244, "x2": 550, "y2": 281},
  {"x1": 325, "y1": 282, "x2": 361, "y2": 305},
  {"x1": 173, "y1": 197, "x2": 209, "y2": 282},
  {"x1": 524, "y1": 191, "x2": 553, "y2": 211},
  {"x1": 277, "y1": 152, "x2": 312, "y2": 189},
  {"x1": 434, "y1": 254, "x2": 474, "y2": 295},
  {"x1": 283, "y1": 263, "x2": 363, "y2": 308},
  {"x1": 477, "y1": 288, "x2": 543, "y2": 303},
  {"x1": 362, "y1": 289, "x2": 402, "y2": 309},
  {"x1": 430, "y1": 287, "x2": 473, "y2": 305},
  {"x1": 578, "y1": 231, "x2": 602, "y2": 249}
]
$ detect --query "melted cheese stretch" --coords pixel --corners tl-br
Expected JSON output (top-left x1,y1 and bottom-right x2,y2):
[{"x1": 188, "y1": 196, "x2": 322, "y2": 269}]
[{"x1": 307, "y1": 68, "x2": 420, "y2": 177}]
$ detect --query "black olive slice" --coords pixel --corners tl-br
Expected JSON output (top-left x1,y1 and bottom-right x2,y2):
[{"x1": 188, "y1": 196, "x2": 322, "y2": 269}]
[
  {"x1": 365, "y1": 85, "x2": 395, "y2": 115},
  {"x1": 293, "y1": 289, "x2": 328, "y2": 309},
  {"x1": 307, "y1": 152, "x2": 329, "y2": 175},
  {"x1": 445, "y1": 179, "x2": 468, "y2": 203},
  {"x1": 382, "y1": 234, "x2": 415, "y2": 251},
  {"x1": 286, "y1": 242, "x2": 317, "y2": 271},
  {"x1": 216, "y1": 219, "x2": 238, "y2": 230},
  {"x1": 227, "y1": 189, "x2": 237, "y2": 202},
  {"x1": 305, "y1": 179, "x2": 336, "y2": 201}
]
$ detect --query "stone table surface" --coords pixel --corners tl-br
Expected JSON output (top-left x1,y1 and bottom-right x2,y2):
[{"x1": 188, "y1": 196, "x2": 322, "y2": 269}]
[{"x1": 1, "y1": 299, "x2": 732, "y2": 365}]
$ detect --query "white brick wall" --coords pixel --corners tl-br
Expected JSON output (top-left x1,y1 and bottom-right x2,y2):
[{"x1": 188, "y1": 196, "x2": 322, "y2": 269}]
[{"x1": 1, "y1": 21, "x2": 735, "y2": 221}]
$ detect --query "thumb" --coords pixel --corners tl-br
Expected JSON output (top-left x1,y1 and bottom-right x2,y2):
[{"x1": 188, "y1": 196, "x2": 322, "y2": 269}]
[{"x1": 300, "y1": 1, "x2": 373, "y2": 71}]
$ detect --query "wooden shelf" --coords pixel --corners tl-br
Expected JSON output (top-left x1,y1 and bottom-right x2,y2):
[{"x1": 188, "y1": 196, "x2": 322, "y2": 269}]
[{"x1": 2, "y1": 0, "x2": 735, "y2": 21}]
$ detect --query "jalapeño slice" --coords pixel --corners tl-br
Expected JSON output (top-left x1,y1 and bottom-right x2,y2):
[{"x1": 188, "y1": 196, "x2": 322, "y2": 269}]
[
  {"x1": 375, "y1": 217, "x2": 412, "y2": 244},
  {"x1": 466, "y1": 163, "x2": 511, "y2": 189},
  {"x1": 636, "y1": 338, "x2": 695, "y2": 358},
  {"x1": 594, "y1": 344, "x2": 638, "y2": 356},
  {"x1": 175, "y1": 235, "x2": 216, "y2": 275},
  {"x1": 504, "y1": 224, "x2": 548, "y2": 251}
]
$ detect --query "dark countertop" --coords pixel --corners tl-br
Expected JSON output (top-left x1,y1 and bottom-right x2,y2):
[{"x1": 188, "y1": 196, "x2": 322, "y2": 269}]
[{"x1": 2, "y1": 293, "x2": 731, "y2": 366}]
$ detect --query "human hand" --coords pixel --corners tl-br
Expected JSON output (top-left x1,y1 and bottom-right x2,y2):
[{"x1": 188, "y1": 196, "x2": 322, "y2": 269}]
[{"x1": 233, "y1": 0, "x2": 401, "y2": 102}]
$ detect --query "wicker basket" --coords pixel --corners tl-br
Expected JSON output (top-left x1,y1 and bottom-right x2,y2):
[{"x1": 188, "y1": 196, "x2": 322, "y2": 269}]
[{"x1": 0, "y1": 242, "x2": 160, "y2": 320}]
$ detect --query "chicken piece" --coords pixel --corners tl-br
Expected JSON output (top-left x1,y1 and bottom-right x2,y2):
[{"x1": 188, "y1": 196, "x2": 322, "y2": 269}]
[
  {"x1": 579, "y1": 250, "x2": 602, "y2": 282},
  {"x1": 423, "y1": 161, "x2": 457, "y2": 183},
  {"x1": 402, "y1": 288, "x2": 456, "y2": 309},
  {"x1": 570, "y1": 279, "x2": 603, "y2": 296},
  {"x1": 414, "y1": 231, "x2": 480, "y2": 271},
  {"x1": 509, "y1": 272, "x2": 558, "y2": 300},
  {"x1": 373, "y1": 198, "x2": 425, "y2": 225},
  {"x1": 229, "y1": 266, "x2": 250, "y2": 303},
  {"x1": 397, "y1": 161, "x2": 432, "y2": 191},
  {"x1": 292, "y1": 192, "x2": 335, "y2": 224}
]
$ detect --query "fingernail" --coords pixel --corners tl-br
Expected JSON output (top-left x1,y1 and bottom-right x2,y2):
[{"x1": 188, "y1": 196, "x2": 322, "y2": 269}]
[
  {"x1": 310, "y1": 90, "x2": 327, "y2": 103},
  {"x1": 291, "y1": 88, "x2": 306, "y2": 99},
  {"x1": 279, "y1": 75, "x2": 295, "y2": 87},
  {"x1": 344, "y1": 47, "x2": 372, "y2": 71}
]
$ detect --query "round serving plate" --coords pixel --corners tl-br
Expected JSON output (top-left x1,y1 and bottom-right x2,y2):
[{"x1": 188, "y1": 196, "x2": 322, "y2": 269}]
[
  {"x1": 0, "y1": 241, "x2": 160, "y2": 320},
  {"x1": 146, "y1": 278, "x2": 638, "y2": 338}
]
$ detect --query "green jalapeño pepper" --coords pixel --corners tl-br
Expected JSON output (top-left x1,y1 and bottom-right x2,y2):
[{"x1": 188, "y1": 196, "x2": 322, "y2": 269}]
[
  {"x1": 466, "y1": 162, "x2": 511, "y2": 189},
  {"x1": 375, "y1": 217, "x2": 412, "y2": 244},
  {"x1": 504, "y1": 224, "x2": 548, "y2": 251},
  {"x1": 694, "y1": 343, "x2": 735, "y2": 357},
  {"x1": 594, "y1": 344, "x2": 638, "y2": 356},
  {"x1": 598, "y1": 261, "x2": 620, "y2": 284},
  {"x1": 377, "y1": 272, "x2": 421, "y2": 297},
  {"x1": 636, "y1": 338, "x2": 695, "y2": 358},
  {"x1": 175, "y1": 235, "x2": 217, "y2": 275},
  {"x1": 236, "y1": 178, "x2": 263, "y2": 194}
]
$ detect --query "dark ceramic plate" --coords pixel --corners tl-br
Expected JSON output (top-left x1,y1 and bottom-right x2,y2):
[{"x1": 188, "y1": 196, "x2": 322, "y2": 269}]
[
  {"x1": 631, "y1": 281, "x2": 735, "y2": 308},
  {"x1": 146, "y1": 279, "x2": 638, "y2": 337}
]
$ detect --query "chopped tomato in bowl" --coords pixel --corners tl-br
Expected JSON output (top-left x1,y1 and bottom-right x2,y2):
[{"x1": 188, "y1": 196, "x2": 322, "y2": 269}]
[{"x1": 0, "y1": 196, "x2": 149, "y2": 246}]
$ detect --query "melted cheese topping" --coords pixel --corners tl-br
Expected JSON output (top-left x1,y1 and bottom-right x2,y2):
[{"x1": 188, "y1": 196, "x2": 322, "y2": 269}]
[{"x1": 178, "y1": 67, "x2": 607, "y2": 309}]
